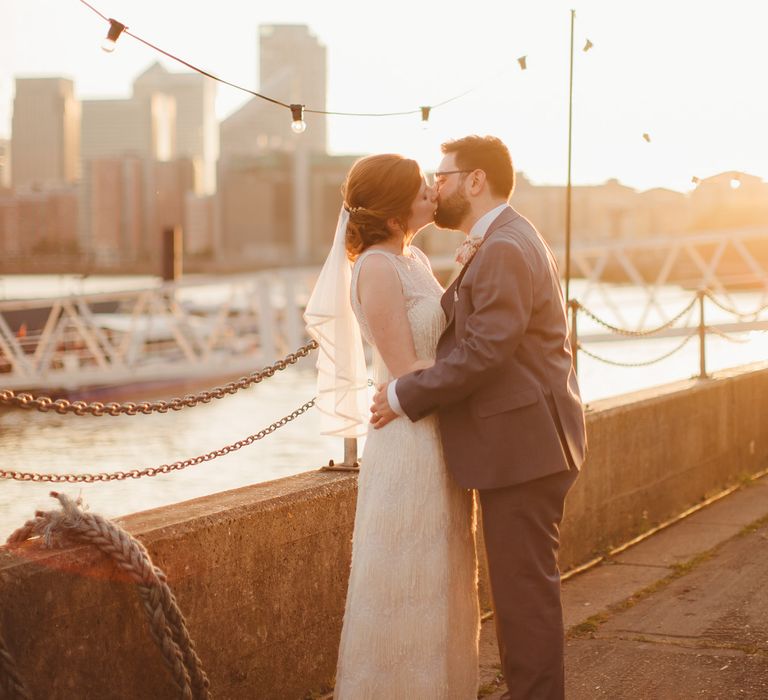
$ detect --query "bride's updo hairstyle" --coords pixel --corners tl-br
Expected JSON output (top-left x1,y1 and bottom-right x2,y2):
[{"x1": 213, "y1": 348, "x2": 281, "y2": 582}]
[{"x1": 342, "y1": 154, "x2": 422, "y2": 261}]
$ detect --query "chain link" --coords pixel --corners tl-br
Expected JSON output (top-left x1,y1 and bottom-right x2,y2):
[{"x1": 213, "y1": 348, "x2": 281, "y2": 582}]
[
  {"x1": 704, "y1": 291, "x2": 768, "y2": 322},
  {"x1": 574, "y1": 298, "x2": 698, "y2": 337},
  {"x1": 0, "y1": 340, "x2": 318, "y2": 417},
  {"x1": 577, "y1": 331, "x2": 697, "y2": 367},
  {"x1": 707, "y1": 326, "x2": 754, "y2": 344},
  {"x1": 0, "y1": 397, "x2": 316, "y2": 483}
]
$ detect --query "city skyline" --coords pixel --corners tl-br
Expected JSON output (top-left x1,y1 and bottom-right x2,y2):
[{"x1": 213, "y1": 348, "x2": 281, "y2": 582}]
[{"x1": 2, "y1": 0, "x2": 767, "y2": 193}]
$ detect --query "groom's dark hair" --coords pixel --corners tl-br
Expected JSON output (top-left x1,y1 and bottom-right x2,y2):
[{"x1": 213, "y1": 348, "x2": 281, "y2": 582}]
[{"x1": 442, "y1": 135, "x2": 514, "y2": 199}]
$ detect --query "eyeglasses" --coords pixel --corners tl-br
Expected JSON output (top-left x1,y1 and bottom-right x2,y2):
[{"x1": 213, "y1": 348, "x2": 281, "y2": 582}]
[{"x1": 431, "y1": 170, "x2": 474, "y2": 188}]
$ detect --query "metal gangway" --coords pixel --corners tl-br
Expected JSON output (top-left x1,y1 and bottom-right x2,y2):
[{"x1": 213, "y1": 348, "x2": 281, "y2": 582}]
[{"x1": 0, "y1": 269, "x2": 319, "y2": 392}]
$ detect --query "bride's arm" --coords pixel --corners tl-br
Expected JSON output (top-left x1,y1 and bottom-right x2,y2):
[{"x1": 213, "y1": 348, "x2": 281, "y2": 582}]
[
  {"x1": 410, "y1": 358, "x2": 434, "y2": 371},
  {"x1": 356, "y1": 254, "x2": 429, "y2": 378}
]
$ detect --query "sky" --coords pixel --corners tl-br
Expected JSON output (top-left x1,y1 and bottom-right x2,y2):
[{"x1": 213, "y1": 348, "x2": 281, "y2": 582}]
[{"x1": 2, "y1": 0, "x2": 767, "y2": 192}]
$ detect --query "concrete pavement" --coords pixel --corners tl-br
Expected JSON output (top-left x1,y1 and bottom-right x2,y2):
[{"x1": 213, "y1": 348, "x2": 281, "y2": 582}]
[{"x1": 479, "y1": 474, "x2": 768, "y2": 699}]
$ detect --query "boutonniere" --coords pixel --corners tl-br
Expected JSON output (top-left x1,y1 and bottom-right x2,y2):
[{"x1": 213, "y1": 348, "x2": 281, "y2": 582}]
[{"x1": 455, "y1": 237, "x2": 483, "y2": 266}]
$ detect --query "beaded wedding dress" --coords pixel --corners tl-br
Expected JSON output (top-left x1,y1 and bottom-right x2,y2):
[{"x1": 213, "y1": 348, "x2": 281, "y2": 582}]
[{"x1": 333, "y1": 247, "x2": 480, "y2": 699}]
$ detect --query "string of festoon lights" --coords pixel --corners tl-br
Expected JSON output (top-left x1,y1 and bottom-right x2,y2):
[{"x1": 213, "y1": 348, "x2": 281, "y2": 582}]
[
  {"x1": 81, "y1": 0, "x2": 719, "y2": 191},
  {"x1": 80, "y1": 0, "x2": 497, "y2": 133},
  {"x1": 81, "y1": 0, "x2": 603, "y2": 134}
]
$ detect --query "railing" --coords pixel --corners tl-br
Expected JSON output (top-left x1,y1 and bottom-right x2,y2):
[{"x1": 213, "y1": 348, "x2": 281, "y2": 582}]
[
  {"x1": 569, "y1": 289, "x2": 768, "y2": 379},
  {"x1": 0, "y1": 269, "x2": 319, "y2": 391},
  {"x1": 2, "y1": 281, "x2": 768, "y2": 486}
]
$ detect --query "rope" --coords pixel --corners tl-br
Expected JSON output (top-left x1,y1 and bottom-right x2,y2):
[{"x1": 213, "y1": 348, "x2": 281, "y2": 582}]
[
  {"x1": 0, "y1": 397, "x2": 316, "y2": 483},
  {"x1": 0, "y1": 341, "x2": 318, "y2": 416},
  {"x1": 0, "y1": 632, "x2": 30, "y2": 700},
  {"x1": 577, "y1": 331, "x2": 697, "y2": 367},
  {"x1": 5, "y1": 493, "x2": 211, "y2": 699},
  {"x1": 574, "y1": 297, "x2": 698, "y2": 337}
]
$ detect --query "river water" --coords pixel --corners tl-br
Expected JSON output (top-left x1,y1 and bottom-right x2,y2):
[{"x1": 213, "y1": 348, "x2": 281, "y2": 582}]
[{"x1": 1, "y1": 274, "x2": 767, "y2": 540}]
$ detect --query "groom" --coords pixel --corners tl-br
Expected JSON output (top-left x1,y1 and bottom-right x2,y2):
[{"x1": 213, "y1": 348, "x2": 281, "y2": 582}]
[{"x1": 371, "y1": 135, "x2": 587, "y2": 699}]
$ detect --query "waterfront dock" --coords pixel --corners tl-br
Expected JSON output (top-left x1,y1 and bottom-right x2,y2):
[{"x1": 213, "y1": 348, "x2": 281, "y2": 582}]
[
  {"x1": 2, "y1": 361, "x2": 767, "y2": 698},
  {"x1": 480, "y1": 470, "x2": 768, "y2": 698}
]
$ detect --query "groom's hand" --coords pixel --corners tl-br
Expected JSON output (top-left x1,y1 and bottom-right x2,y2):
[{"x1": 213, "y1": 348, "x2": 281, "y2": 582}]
[{"x1": 371, "y1": 383, "x2": 398, "y2": 429}]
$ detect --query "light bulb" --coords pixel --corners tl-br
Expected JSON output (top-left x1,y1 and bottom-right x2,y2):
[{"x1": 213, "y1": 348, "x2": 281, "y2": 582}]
[
  {"x1": 289, "y1": 104, "x2": 306, "y2": 135},
  {"x1": 101, "y1": 19, "x2": 126, "y2": 53},
  {"x1": 420, "y1": 106, "x2": 431, "y2": 130},
  {"x1": 730, "y1": 177, "x2": 741, "y2": 189}
]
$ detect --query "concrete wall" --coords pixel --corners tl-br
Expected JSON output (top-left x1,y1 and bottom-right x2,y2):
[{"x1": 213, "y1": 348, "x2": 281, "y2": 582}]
[{"x1": 2, "y1": 363, "x2": 768, "y2": 699}]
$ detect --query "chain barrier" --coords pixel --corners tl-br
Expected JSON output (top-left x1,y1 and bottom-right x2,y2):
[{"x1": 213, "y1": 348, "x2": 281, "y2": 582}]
[
  {"x1": 0, "y1": 340, "x2": 318, "y2": 417},
  {"x1": 707, "y1": 326, "x2": 753, "y2": 344},
  {"x1": 574, "y1": 297, "x2": 697, "y2": 337},
  {"x1": 576, "y1": 290, "x2": 768, "y2": 340},
  {"x1": 0, "y1": 397, "x2": 316, "y2": 483},
  {"x1": 577, "y1": 331, "x2": 697, "y2": 368},
  {"x1": 703, "y1": 291, "x2": 768, "y2": 322}
]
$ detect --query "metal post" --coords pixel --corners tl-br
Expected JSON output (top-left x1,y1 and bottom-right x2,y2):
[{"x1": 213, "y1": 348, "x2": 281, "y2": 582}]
[
  {"x1": 569, "y1": 299, "x2": 579, "y2": 374},
  {"x1": 321, "y1": 437, "x2": 360, "y2": 472},
  {"x1": 344, "y1": 438, "x2": 359, "y2": 467},
  {"x1": 161, "y1": 226, "x2": 183, "y2": 282},
  {"x1": 565, "y1": 9, "x2": 576, "y2": 306},
  {"x1": 698, "y1": 290, "x2": 707, "y2": 379}
]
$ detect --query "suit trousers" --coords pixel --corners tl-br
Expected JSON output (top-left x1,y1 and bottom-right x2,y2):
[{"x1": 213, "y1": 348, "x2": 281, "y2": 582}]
[{"x1": 479, "y1": 465, "x2": 577, "y2": 700}]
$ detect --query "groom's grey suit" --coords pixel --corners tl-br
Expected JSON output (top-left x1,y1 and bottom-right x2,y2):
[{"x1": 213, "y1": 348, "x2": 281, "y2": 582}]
[{"x1": 396, "y1": 205, "x2": 587, "y2": 699}]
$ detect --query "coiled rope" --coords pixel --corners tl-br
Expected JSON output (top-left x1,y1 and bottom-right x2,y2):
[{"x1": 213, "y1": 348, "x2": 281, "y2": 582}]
[{"x1": 3, "y1": 492, "x2": 211, "y2": 699}]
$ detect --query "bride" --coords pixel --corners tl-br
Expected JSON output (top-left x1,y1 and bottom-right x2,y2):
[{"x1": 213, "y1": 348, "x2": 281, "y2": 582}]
[{"x1": 305, "y1": 154, "x2": 480, "y2": 698}]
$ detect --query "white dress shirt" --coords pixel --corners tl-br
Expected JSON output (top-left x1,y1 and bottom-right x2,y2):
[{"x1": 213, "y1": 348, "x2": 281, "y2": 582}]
[{"x1": 386, "y1": 203, "x2": 510, "y2": 416}]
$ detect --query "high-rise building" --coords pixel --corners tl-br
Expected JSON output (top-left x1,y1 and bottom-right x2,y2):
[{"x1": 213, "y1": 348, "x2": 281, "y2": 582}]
[
  {"x1": 84, "y1": 157, "x2": 145, "y2": 263},
  {"x1": 80, "y1": 92, "x2": 176, "y2": 258},
  {"x1": 0, "y1": 140, "x2": 11, "y2": 189},
  {"x1": 11, "y1": 78, "x2": 80, "y2": 189},
  {"x1": 184, "y1": 193, "x2": 216, "y2": 257},
  {"x1": 133, "y1": 62, "x2": 218, "y2": 194},
  {"x1": 80, "y1": 93, "x2": 176, "y2": 165},
  {"x1": 220, "y1": 25, "x2": 327, "y2": 161},
  {"x1": 0, "y1": 186, "x2": 79, "y2": 259},
  {"x1": 217, "y1": 152, "x2": 357, "y2": 266},
  {"x1": 78, "y1": 64, "x2": 214, "y2": 264},
  {"x1": 218, "y1": 25, "x2": 329, "y2": 265},
  {"x1": 259, "y1": 25, "x2": 327, "y2": 152},
  {"x1": 82, "y1": 155, "x2": 196, "y2": 265}
]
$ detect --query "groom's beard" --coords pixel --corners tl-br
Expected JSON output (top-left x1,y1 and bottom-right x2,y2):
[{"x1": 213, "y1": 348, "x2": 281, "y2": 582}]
[{"x1": 434, "y1": 189, "x2": 471, "y2": 230}]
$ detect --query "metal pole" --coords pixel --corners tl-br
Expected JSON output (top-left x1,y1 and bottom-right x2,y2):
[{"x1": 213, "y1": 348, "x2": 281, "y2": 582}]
[
  {"x1": 569, "y1": 300, "x2": 579, "y2": 374},
  {"x1": 698, "y1": 290, "x2": 707, "y2": 378},
  {"x1": 565, "y1": 9, "x2": 575, "y2": 306},
  {"x1": 161, "y1": 226, "x2": 183, "y2": 282},
  {"x1": 344, "y1": 438, "x2": 359, "y2": 467}
]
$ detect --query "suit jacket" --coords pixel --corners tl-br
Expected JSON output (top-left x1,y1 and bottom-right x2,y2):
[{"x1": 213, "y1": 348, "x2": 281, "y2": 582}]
[{"x1": 396, "y1": 206, "x2": 587, "y2": 490}]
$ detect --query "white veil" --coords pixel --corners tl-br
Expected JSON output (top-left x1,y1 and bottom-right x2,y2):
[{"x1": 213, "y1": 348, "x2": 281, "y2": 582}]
[{"x1": 304, "y1": 207, "x2": 369, "y2": 437}]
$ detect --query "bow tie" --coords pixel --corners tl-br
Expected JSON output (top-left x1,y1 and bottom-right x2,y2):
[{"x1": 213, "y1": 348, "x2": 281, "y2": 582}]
[{"x1": 455, "y1": 236, "x2": 483, "y2": 266}]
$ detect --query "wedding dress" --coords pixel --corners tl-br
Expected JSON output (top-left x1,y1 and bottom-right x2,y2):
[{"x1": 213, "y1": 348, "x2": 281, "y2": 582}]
[{"x1": 333, "y1": 247, "x2": 480, "y2": 699}]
